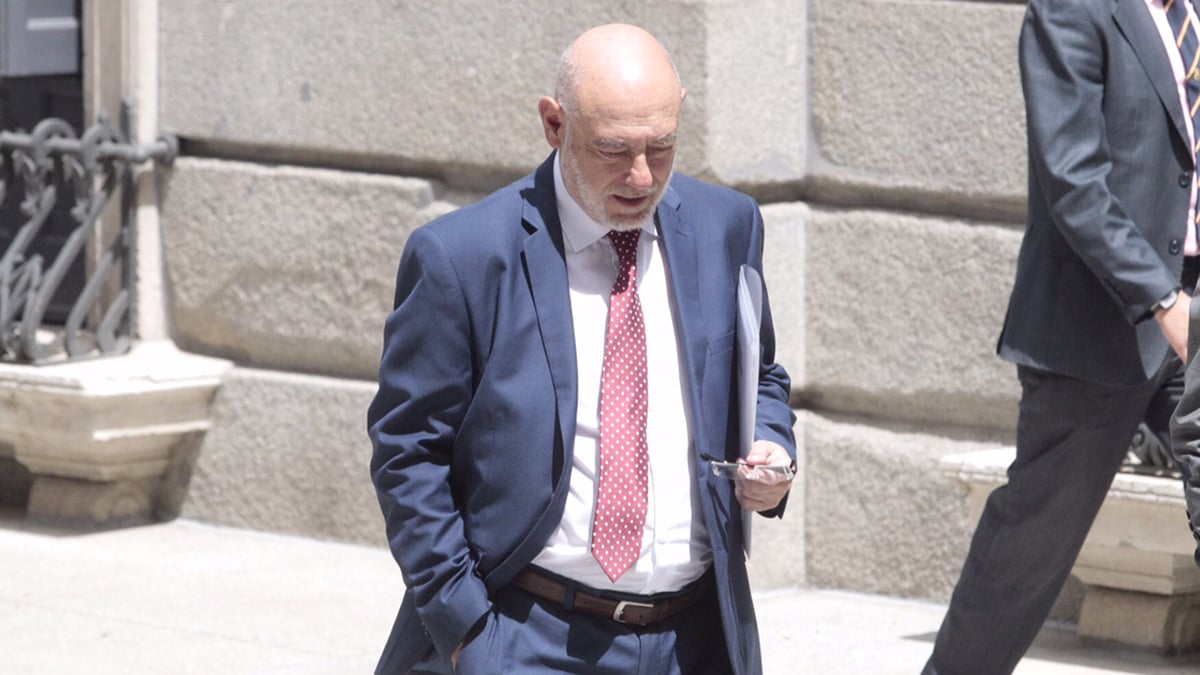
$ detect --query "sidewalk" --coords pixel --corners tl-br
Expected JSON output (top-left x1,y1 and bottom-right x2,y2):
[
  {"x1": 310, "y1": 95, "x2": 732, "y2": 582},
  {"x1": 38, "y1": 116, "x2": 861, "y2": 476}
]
[{"x1": 1, "y1": 515, "x2": 1198, "y2": 674}]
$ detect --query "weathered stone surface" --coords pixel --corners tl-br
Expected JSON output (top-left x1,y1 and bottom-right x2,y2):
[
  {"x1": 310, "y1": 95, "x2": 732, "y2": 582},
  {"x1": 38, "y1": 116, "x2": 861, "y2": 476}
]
[
  {"x1": 1, "y1": 342, "x2": 229, "y2": 482},
  {"x1": 1079, "y1": 588, "x2": 1200, "y2": 654},
  {"x1": 158, "y1": 0, "x2": 805, "y2": 188},
  {"x1": 27, "y1": 475, "x2": 155, "y2": 526},
  {"x1": 161, "y1": 157, "x2": 461, "y2": 379},
  {"x1": 0, "y1": 342, "x2": 229, "y2": 526},
  {"x1": 181, "y1": 368, "x2": 382, "y2": 546},
  {"x1": 804, "y1": 412, "x2": 991, "y2": 602},
  {"x1": 748, "y1": 412, "x2": 807, "y2": 590},
  {"x1": 700, "y1": 0, "x2": 807, "y2": 188},
  {"x1": 810, "y1": 0, "x2": 1027, "y2": 216},
  {"x1": 135, "y1": 0, "x2": 1068, "y2": 616},
  {"x1": 804, "y1": 207, "x2": 1022, "y2": 429},
  {"x1": 762, "y1": 203, "x2": 807, "y2": 386}
]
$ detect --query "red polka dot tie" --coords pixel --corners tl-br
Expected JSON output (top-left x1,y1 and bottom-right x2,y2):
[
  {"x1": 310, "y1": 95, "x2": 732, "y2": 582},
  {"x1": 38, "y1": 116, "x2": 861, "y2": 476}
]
[{"x1": 591, "y1": 229, "x2": 649, "y2": 582}]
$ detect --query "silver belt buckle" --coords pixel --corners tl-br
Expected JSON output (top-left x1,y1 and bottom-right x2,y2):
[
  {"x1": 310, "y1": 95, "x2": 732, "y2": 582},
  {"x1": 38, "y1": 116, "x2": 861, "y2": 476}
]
[{"x1": 612, "y1": 599, "x2": 655, "y2": 624}]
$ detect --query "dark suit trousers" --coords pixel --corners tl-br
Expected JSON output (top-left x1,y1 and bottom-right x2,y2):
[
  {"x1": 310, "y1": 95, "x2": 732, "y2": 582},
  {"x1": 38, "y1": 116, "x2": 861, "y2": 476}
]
[
  {"x1": 923, "y1": 361, "x2": 1180, "y2": 675},
  {"x1": 924, "y1": 261, "x2": 1200, "y2": 675}
]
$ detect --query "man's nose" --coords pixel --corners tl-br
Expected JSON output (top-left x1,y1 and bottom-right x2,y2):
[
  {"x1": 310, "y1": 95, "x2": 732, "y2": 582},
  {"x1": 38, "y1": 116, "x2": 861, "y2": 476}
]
[{"x1": 628, "y1": 154, "x2": 653, "y2": 189}]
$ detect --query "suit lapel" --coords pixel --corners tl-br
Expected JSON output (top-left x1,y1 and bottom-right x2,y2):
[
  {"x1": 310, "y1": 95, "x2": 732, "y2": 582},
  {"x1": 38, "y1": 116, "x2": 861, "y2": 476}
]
[
  {"x1": 519, "y1": 167, "x2": 710, "y2": 483},
  {"x1": 1113, "y1": 0, "x2": 1191, "y2": 150},
  {"x1": 482, "y1": 157, "x2": 581, "y2": 589},
  {"x1": 655, "y1": 187, "x2": 708, "y2": 442},
  {"x1": 657, "y1": 185, "x2": 746, "y2": 564},
  {"x1": 520, "y1": 158, "x2": 578, "y2": 459}
]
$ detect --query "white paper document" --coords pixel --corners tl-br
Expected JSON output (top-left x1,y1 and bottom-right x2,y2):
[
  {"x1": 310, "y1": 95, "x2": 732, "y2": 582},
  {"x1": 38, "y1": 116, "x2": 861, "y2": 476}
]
[{"x1": 736, "y1": 264, "x2": 763, "y2": 558}]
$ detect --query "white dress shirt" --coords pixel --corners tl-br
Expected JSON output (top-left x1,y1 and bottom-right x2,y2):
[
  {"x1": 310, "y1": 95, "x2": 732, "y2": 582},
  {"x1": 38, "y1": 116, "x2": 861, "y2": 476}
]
[{"x1": 528, "y1": 155, "x2": 712, "y2": 594}]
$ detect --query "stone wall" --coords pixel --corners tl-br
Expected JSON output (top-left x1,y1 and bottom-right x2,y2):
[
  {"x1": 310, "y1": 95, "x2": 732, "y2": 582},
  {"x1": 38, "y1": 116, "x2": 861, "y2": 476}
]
[{"x1": 157, "y1": 0, "x2": 1034, "y2": 605}]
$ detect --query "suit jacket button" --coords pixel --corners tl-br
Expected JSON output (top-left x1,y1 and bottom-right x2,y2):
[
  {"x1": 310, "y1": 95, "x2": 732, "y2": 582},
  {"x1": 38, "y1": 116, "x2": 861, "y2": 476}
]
[
  {"x1": 1171, "y1": 240, "x2": 1182, "y2": 255},
  {"x1": 1182, "y1": 173, "x2": 1192, "y2": 188}
]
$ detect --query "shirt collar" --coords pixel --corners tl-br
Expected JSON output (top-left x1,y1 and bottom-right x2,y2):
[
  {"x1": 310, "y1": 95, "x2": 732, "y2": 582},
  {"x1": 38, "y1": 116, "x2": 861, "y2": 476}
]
[{"x1": 553, "y1": 152, "x2": 656, "y2": 254}]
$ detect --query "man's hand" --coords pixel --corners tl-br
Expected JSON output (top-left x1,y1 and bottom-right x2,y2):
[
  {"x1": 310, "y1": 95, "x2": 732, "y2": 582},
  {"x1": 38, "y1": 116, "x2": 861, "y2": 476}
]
[
  {"x1": 733, "y1": 440, "x2": 795, "y2": 512},
  {"x1": 451, "y1": 611, "x2": 490, "y2": 671},
  {"x1": 1156, "y1": 291, "x2": 1192, "y2": 362}
]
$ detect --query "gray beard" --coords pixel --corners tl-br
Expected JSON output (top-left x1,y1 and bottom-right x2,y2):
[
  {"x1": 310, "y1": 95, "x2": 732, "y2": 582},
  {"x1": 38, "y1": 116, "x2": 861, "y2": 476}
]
[{"x1": 560, "y1": 149, "x2": 672, "y2": 230}]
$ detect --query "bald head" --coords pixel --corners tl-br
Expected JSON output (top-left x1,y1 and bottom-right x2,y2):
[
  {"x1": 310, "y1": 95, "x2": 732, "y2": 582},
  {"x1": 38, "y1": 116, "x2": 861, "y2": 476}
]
[
  {"x1": 538, "y1": 24, "x2": 686, "y2": 229},
  {"x1": 555, "y1": 24, "x2": 683, "y2": 115}
]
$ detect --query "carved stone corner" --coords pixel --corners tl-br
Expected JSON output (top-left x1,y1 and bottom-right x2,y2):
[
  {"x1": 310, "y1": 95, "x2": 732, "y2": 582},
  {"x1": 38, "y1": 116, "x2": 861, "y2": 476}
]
[{"x1": 3, "y1": 341, "x2": 230, "y2": 527}]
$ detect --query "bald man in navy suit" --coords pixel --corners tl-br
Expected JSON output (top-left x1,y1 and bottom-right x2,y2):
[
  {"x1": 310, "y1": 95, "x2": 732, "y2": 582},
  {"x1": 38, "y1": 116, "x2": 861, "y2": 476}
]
[{"x1": 369, "y1": 24, "x2": 796, "y2": 675}]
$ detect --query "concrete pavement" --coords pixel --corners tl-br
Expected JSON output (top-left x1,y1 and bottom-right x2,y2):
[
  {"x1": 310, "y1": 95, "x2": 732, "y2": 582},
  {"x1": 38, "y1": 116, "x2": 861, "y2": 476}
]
[{"x1": 2, "y1": 514, "x2": 1198, "y2": 674}]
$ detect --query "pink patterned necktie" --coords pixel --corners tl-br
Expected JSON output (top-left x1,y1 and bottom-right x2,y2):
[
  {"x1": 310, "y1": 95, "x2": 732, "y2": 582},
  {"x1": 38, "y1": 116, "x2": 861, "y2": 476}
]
[{"x1": 591, "y1": 229, "x2": 649, "y2": 582}]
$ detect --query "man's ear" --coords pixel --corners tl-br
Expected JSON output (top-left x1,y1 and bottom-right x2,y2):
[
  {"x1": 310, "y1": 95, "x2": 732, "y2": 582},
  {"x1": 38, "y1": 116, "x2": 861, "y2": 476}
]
[{"x1": 539, "y1": 96, "x2": 565, "y2": 149}]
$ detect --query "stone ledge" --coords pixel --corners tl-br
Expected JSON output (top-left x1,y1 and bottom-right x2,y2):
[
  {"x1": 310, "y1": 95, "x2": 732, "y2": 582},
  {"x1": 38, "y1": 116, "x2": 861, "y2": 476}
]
[
  {"x1": 942, "y1": 448, "x2": 1200, "y2": 653},
  {"x1": 4, "y1": 341, "x2": 231, "y2": 526}
]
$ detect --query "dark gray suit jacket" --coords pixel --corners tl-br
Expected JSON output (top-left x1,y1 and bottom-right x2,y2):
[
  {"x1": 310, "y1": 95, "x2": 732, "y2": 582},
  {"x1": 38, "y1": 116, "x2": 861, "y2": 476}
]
[{"x1": 998, "y1": 0, "x2": 1191, "y2": 385}]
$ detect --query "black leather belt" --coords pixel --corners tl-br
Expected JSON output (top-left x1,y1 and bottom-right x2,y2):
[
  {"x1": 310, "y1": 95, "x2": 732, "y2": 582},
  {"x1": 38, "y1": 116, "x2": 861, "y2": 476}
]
[{"x1": 510, "y1": 566, "x2": 709, "y2": 626}]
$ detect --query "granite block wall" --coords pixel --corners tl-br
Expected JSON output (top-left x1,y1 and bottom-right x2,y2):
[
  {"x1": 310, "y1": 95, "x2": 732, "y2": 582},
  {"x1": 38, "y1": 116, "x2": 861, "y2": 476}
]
[{"x1": 158, "y1": 0, "x2": 1033, "y2": 602}]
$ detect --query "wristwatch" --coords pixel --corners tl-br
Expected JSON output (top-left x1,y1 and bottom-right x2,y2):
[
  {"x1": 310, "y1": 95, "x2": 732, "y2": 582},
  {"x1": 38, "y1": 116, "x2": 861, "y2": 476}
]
[{"x1": 1152, "y1": 288, "x2": 1180, "y2": 314}]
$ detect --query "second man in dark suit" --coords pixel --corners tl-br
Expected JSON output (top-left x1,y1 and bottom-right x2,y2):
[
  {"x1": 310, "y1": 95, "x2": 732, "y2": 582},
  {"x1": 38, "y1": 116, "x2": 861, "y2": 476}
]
[{"x1": 925, "y1": 0, "x2": 1200, "y2": 672}]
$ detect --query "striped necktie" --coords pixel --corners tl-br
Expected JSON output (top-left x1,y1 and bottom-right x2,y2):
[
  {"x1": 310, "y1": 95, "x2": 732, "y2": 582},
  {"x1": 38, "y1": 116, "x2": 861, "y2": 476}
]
[{"x1": 1166, "y1": 0, "x2": 1200, "y2": 233}]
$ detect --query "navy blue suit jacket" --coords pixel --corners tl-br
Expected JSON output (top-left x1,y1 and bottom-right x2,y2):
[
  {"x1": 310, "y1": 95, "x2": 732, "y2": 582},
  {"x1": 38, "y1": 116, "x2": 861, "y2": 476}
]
[{"x1": 368, "y1": 153, "x2": 796, "y2": 674}]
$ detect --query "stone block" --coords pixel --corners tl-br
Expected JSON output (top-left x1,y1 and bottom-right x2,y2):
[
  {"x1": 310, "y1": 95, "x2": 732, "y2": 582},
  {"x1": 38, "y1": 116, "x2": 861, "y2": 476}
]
[
  {"x1": 28, "y1": 475, "x2": 156, "y2": 526},
  {"x1": 762, "y1": 203, "x2": 807, "y2": 386},
  {"x1": 0, "y1": 341, "x2": 230, "y2": 526},
  {"x1": 160, "y1": 157, "x2": 461, "y2": 379},
  {"x1": 181, "y1": 367, "x2": 382, "y2": 546},
  {"x1": 804, "y1": 412, "x2": 997, "y2": 601},
  {"x1": 804, "y1": 207, "x2": 1022, "y2": 429},
  {"x1": 700, "y1": 0, "x2": 807, "y2": 189},
  {"x1": 158, "y1": 0, "x2": 806, "y2": 189},
  {"x1": 748, "y1": 411, "x2": 807, "y2": 591},
  {"x1": 1078, "y1": 587, "x2": 1200, "y2": 654},
  {"x1": 810, "y1": 0, "x2": 1027, "y2": 217}
]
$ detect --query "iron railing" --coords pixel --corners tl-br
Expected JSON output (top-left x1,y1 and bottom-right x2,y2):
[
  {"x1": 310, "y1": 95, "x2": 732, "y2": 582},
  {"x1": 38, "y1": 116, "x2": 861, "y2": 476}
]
[
  {"x1": 0, "y1": 114, "x2": 175, "y2": 364},
  {"x1": 1122, "y1": 421, "x2": 1182, "y2": 478}
]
